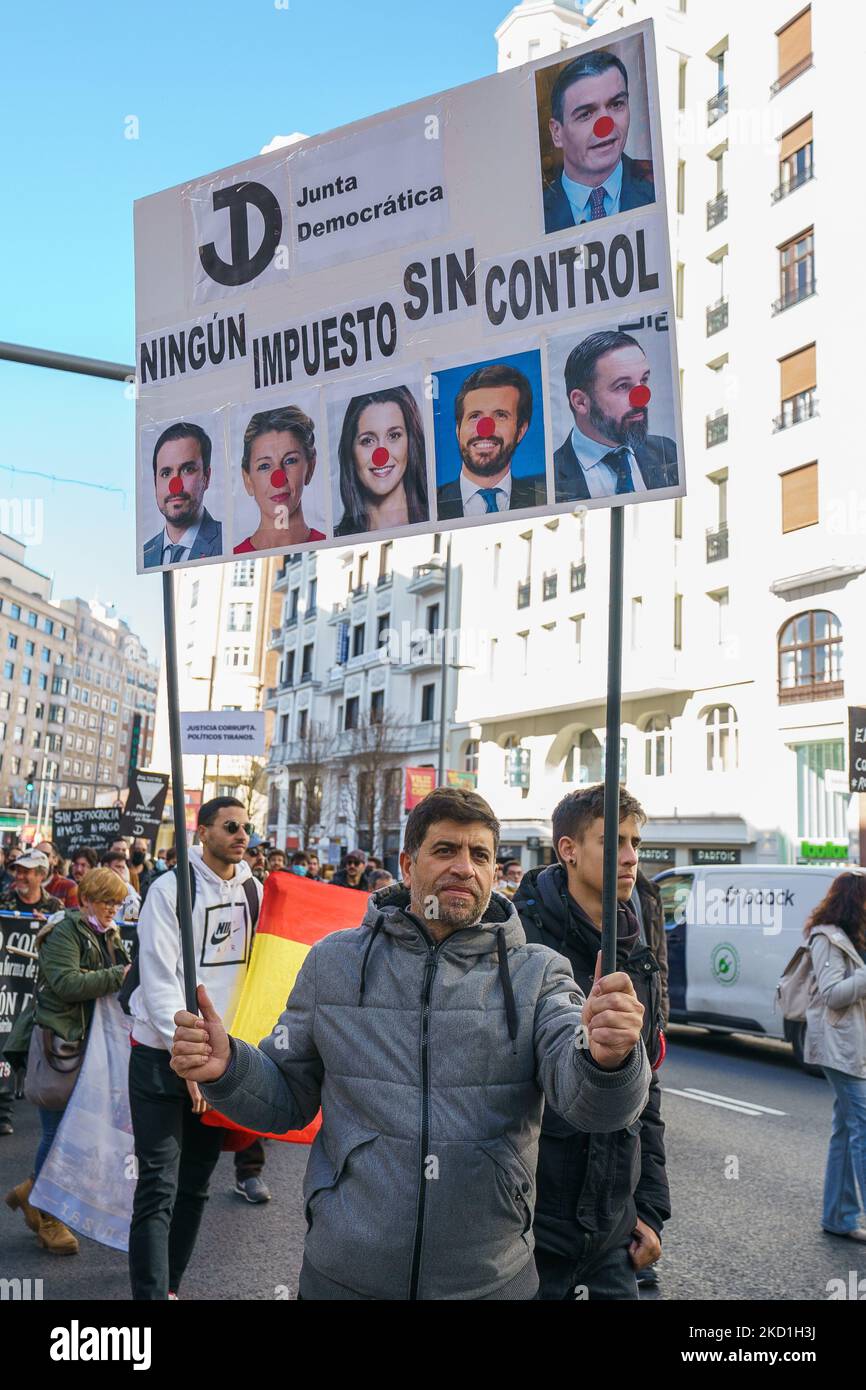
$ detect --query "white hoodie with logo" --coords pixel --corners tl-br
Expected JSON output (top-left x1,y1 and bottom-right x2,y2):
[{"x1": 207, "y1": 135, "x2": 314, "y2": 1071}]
[{"x1": 130, "y1": 845, "x2": 263, "y2": 1051}]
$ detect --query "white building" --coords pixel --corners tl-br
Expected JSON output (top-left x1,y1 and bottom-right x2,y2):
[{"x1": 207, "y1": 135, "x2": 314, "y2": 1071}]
[
  {"x1": 151, "y1": 556, "x2": 278, "y2": 834},
  {"x1": 264, "y1": 536, "x2": 460, "y2": 872},
  {"x1": 458, "y1": 0, "x2": 863, "y2": 870}
]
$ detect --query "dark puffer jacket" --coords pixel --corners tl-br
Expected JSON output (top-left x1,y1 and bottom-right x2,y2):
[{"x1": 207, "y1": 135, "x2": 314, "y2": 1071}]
[{"x1": 513, "y1": 864, "x2": 671, "y2": 1261}]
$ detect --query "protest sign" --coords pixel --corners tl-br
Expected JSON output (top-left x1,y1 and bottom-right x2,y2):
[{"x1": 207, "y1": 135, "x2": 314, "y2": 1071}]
[
  {"x1": 52, "y1": 807, "x2": 122, "y2": 858},
  {"x1": 180, "y1": 711, "x2": 265, "y2": 755},
  {"x1": 134, "y1": 19, "x2": 682, "y2": 574}
]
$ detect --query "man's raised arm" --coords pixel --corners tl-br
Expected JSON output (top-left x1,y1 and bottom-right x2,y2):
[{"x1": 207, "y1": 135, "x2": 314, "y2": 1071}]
[
  {"x1": 172, "y1": 948, "x2": 323, "y2": 1136},
  {"x1": 533, "y1": 953, "x2": 650, "y2": 1133}
]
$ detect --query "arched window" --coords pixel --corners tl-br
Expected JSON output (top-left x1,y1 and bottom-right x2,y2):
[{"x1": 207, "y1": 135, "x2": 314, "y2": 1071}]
[
  {"x1": 464, "y1": 740, "x2": 479, "y2": 775},
  {"x1": 563, "y1": 733, "x2": 627, "y2": 785},
  {"x1": 644, "y1": 715, "x2": 672, "y2": 777},
  {"x1": 705, "y1": 705, "x2": 738, "y2": 771},
  {"x1": 778, "y1": 611, "x2": 843, "y2": 702}
]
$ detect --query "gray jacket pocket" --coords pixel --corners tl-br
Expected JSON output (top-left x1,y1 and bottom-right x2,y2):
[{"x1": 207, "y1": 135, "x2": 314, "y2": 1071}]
[
  {"x1": 478, "y1": 1135, "x2": 535, "y2": 1237},
  {"x1": 303, "y1": 1124, "x2": 379, "y2": 1230}
]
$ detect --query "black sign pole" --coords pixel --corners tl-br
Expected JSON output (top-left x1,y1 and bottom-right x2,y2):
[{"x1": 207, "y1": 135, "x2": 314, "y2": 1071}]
[
  {"x1": 162, "y1": 572, "x2": 198, "y2": 1015},
  {"x1": 601, "y1": 507, "x2": 625, "y2": 977}
]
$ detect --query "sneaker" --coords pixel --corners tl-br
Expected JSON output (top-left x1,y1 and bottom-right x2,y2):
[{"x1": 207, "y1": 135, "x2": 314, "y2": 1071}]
[
  {"x1": 36, "y1": 1214, "x2": 79, "y2": 1255},
  {"x1": 0, "y1": 1122, "x2": 13, "y2": 1136},
  {"x1": 234, "y1": 1175, "x2": 271, "y2": 1204},
  {"x1": 168, "y1": 1292, "x2": 179, "y2": 1301}
]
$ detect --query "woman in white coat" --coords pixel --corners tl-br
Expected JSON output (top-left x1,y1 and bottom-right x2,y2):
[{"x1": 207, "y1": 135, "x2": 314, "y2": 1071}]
[{"x1": 804, "y1": 872, "x2": 866, "y2": 1242}]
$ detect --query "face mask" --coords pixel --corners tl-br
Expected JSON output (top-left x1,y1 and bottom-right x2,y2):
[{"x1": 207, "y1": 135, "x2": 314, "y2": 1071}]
[
  {"x1": 131, "y1": 851, "x2": 146, "y2": 867},
  {"x1": 291, "y1": 866, "x2": 308, "y2": 877},
  {"x1": 86, "y1": 913, "x2": 110, "y2": 934}
]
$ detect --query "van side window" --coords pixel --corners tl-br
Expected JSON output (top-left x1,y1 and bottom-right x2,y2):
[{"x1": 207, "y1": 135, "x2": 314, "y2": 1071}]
[{"x1": 658, "y1": 873, "x2": 694, "y2": 929}]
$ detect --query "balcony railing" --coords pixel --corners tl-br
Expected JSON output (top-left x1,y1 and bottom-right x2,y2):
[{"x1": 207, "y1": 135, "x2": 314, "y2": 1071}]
[
  {"x1": 708, "y1": 191, "x2": 728, "y2": 232},
  {"x1": 570, "y1": 562, "x2": 586, "y2": 592},
  {"x1": 771, "y1": 276, "x2": 816, "y2": 315},
  {"x1": 771, "y1": 163, "x2": 815, "y2": 203},
  {"x1": 352, "y1": 583, "x2": 369, "y2": 599},
  {"x1": 706, "y1": 412, "x2": 729, "y2": 447},
  {"x1": 706, "y1": 190, "x2": 728, "y2": 229},
  {"x1": 376, "y1": 572, "x2": 393, "y2": 588},
  {"x1": 543, "y1": 572, "x2": 558, "y2": 601},
  {"x1": 707, "y1": 86, "x2": 728, "y2": 124},
  {"x1": 706, "y1": 524, "x2": 729, "y2": 562},
  {"x1": 770, "y1": 54, "x2": 813, "y2": 97},
  {"x1": 773, "y1": 392, "x2": 818, "y2": 432},
  {"x1": 706, "y1": 298, "x2": 728, "y2": 336},
  {"x1": 517, "y1": 579, "x2": 531, "y2": 609}
]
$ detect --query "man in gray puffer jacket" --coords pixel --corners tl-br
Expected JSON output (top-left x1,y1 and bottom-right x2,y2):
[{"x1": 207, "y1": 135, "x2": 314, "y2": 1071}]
[{"x1": 172, "y1": 787, "x2": 651, "y2": 1300}]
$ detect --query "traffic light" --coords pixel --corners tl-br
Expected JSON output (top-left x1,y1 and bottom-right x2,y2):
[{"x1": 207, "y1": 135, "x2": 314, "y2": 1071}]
[
  {"x1": 127, "y1": 713, "x2": 142, "y2": 783},
  {"x1": 25, "y1": 778, "x2": 35, "y2": 794}
]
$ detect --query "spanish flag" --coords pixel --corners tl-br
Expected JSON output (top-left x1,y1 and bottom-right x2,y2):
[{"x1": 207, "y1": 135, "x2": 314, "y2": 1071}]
[{"x1": 202, "y1": 871, "x2": 364, "y2": 1144}]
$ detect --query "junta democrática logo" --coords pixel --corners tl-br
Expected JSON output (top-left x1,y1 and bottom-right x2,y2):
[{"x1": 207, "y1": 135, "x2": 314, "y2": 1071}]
[{"x1": 711, "y1": 942, "x2": 740, "y2": 986}]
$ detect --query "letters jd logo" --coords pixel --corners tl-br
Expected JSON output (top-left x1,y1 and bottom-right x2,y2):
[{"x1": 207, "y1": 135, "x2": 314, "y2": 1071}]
[{"x1": 198, "y1": 181, "x2": 283, "y2": 287}]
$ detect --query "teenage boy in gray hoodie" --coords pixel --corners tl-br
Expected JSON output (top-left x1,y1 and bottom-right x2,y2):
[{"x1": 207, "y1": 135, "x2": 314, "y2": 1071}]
[{"x1": 173, "y1": 787, "x2": 650, "y2": 1300}]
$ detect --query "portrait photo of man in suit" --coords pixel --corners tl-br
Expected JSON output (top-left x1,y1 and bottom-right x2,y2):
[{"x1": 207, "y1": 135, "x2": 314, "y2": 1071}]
[
  {"x1": 540, "y1": 47, "x2": 655, "y2": 235},
  {"x1": 553, "y1": 330, "x2": 678, "y2": 503},
  {"x1": 142, "y1": 421, "x2": 224, "y2": 568},
  {"x1": 435, "y1": 362, "x2": 547, "y2": 521}
]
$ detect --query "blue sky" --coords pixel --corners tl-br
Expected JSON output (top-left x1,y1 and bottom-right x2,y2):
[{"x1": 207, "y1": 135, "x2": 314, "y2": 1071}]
[{"x1": 0, "y1": 0, "x2": 511, "y2": 657}]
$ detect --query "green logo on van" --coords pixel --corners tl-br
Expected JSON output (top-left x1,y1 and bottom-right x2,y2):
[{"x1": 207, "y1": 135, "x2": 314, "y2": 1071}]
[{"x1": 711, "y1": 942, "x2": 740, "y2": 986}]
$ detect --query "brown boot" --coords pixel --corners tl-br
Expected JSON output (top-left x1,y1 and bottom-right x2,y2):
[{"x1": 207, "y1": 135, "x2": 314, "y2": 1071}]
[
  {"x1": 5, "y1": 1178, "x2": 43, "y2": 1234},
  {"x1": 36, "y1": 1213, "x2": 79, "y2": 1255}
]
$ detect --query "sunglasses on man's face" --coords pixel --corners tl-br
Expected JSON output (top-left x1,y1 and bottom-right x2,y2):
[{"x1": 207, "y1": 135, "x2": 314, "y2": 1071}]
[
  {"x1": 219, "y1": 820, "x2": 253, "y2": 837},
  {"x1": 346, "y1": 857, "x2": 365, "y2": 867}
]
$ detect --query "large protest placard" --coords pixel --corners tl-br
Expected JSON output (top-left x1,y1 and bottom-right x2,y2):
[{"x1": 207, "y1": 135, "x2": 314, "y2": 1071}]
[
  {"x1": 134, "y1": 19, "x2": 683, "y2": 574},
  {"x1": 52, "y1": 806, "x2": 122, "y2": 858}
]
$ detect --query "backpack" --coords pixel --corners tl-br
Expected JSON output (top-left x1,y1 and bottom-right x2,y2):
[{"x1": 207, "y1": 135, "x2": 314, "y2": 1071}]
[
  {"x1": 117, "y1": 865, "x2": 260, "y2": 1015},
  {"x1": 775, "y1": 941, "x2": 817, "y2": 1022}
]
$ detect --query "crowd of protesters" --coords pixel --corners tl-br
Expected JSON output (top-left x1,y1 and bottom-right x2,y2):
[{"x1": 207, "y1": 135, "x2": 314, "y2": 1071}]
[{"x1": 2, "y1": 777, "x2": 865, "y2": 1297}]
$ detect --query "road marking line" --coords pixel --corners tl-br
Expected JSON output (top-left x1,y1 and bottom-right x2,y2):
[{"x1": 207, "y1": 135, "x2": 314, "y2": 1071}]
[
  {"x1": 683, "y1": 1087, "x2": 786, "y2": 1116},
  {"x1": 662, "y1": 1088, "x2": 782, "y2": 1116}
]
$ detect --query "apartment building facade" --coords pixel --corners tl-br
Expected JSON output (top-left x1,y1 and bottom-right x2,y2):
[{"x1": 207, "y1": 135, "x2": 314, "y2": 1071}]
[
  {"x1": 0, "y1": 535, "x2": 159, "y2": 836},
  {"x1": 150, "y1": 555, "x2": 279, "y2": 832},
  {"x1": 469, "y1": 0, "x2": 863, "y2": 868},
  {"x1": 58, "y1": 598, "x2": 158, "y2": 810},
  {"x1": 264, "y1": 533, "x2": 459, "y2": 868}
]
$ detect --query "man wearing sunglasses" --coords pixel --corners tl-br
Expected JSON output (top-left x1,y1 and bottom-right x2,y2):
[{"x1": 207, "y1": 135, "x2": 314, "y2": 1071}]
[
  {"x1": 126, "y1": 797, "x2": 263, "y2": 1300},
  {"x1": 331, "y1": 848, "x2": 369, "y2": 891}
]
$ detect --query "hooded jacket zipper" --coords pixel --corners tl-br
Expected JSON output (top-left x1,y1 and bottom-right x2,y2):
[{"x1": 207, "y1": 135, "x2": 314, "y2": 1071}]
[{"x1": 409, "y1": 936, "x2": 440, "y2": 1301}]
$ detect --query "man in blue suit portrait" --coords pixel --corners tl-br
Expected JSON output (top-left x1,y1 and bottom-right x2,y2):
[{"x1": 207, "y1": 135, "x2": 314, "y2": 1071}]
[
  {"x1": 142, "y1": 421, "x2": 223, "y2": 568},
  {"x1": 553, "y1": 330, "x2": 678, "y2": 502},
  {"x1": 542, "y1": 49, "x2": 655, "y2": 234}
]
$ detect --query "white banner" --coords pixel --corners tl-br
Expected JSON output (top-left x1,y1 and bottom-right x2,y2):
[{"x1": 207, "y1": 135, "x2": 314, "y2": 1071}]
[
  {"x1": 31, "y1": 997, "x2": 135, "y2": 1253},
  {"x1": 135, "y1": 19, "x2": 683, "y2": 574},
  {"x1": 180, "y1": 710, "x2": 266, "y2": 755}
]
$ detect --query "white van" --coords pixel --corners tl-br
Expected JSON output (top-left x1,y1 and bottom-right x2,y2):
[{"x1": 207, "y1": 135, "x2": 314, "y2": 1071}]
[{"x1": 653, "y1": 864, "x2": 843, "y2": 1064}]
